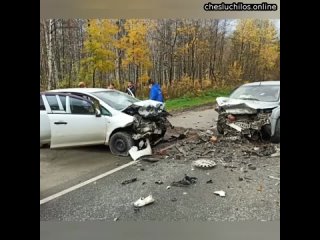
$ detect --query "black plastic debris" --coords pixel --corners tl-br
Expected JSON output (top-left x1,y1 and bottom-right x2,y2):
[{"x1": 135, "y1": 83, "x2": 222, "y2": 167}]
[
  {"x1": 140, "y1": 157, "x2": 160, "y2": 163},
  {"x1": 134, "y1": 207, "x2": 140, "y2": 213},
  {"x1": 171, "y1": 198, "x2": 177, "y2": 202},
  {"x1": 155, "y1": 180, "x2": 164, "y2": 185},
  {"x1": 206, "y1": 179, "x2": 213, "y2": 184},
  {"x1": 248, "y1": 165, "x2": 257, "y2": 170},
  {"x1": 171, "y1": 175, "x2": 197, "y2": 187},
  {"x1": 121, "y1": 178, "x2": 137, "y2": 185}
]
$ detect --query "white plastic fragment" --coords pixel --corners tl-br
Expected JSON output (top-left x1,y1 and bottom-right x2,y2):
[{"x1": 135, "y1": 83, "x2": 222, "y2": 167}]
[
  {"x1": 133, "y1": 195, "x2": 155, "y2": 207},
  {"x1": 214, "y1": 190, "x2": 226, "y2": 197},
  {"x1": 129, "y1": 139, "x2": 152, "y2": 161}
]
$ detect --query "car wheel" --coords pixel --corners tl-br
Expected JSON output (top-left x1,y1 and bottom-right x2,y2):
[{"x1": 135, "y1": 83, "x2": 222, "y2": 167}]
[
  {"x1": 109, "y1": 131, "x2": 134, "y2": 156},
  {"x1": 271, "y1": 118, "x2": 280, "y2": 143}
]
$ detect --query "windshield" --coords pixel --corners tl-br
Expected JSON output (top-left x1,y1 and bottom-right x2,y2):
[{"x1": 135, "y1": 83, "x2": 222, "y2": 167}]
[
  {"x1": 230, "y1": 84, "x2": 280, "y2": 102},
  {"x1": 92, "y1": 90, "x2": 140, "y2": 110}
]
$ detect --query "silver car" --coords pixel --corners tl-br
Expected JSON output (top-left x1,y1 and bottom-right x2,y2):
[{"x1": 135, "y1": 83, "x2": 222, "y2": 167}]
[{"x1": 215, "y1": 81, "x2": 280, "y2": 143}]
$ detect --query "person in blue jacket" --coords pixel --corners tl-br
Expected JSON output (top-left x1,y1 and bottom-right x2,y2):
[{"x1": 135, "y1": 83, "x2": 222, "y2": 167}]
[{"x1": 148, "y1": 79, "x2": 164, "y2": 102}]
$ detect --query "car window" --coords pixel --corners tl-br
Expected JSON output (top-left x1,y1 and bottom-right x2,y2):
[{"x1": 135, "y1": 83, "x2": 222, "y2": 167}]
[
  {"x1": 40, "y1": 95, "x2": 45, "y2": 110},
  {"x1": 100, "y1": 106, "x2": 112, "y2": 116},
  {"x1": 69, "y1": 96, "x2": 95, "y2": 115},
  {"x1": 230, "y1": 85, "x2": 280, "y2": 102},
  {"x1": 92, "y1": 90, "x2": 139, "y2": 111},
  {"x1": 46, "y1": 95, "x2": 60, "y2": 110},
  {"x1": 58, "y1": 95, "x2": 67, "y2": 111}
]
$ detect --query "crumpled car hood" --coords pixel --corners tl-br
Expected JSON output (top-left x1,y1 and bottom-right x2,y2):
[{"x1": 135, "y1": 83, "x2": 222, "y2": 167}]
[
  {"x1": 122, "y1": 99, "x2": 166, "y2": 118},
  {"x1": 132, "y1": 99, "x2": 165, "y2": 108},
  {"x1": 216, "y1": 97, "x2": 279, "y2": 114}
]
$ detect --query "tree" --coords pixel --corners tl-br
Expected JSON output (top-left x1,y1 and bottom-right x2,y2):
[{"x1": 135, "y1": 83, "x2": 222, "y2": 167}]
[
  {"x1": 117, "y1": 19, "x2": 152, "y2": 86},
  {"x1": 81, "y1": 19, "x2": 118, "y2": 87}
]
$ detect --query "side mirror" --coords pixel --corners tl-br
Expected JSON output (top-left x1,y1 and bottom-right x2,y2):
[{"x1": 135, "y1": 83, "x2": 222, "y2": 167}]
[{"x1": 95, "y1": 109, "x2": 101, "y2": 117}]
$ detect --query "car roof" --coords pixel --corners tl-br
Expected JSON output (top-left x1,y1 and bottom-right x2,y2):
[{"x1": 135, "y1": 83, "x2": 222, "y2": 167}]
[
  {"x1": 242, "y1": 81, "x2": 280, "y2": 86},
  {"x1": 48, "y1": 88, "x2": 111, "y2": 93}
]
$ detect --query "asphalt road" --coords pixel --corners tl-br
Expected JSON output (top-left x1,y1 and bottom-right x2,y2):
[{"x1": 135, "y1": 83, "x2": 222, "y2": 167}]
[
  {"x1": 40, "y1": 108, "x2": 280, "y2": 221},
  {"x1": 40, "y1": 150, "x2": 280, "y2": 221},
  {"x1": 40, "y1": 107, "x2": 218, "y2": 199},
  {"x1": 168, "y1": 108, "x2": 218, "y2": 130},
  {"x1": 40, "y1": 145, "x2": 131, "y2": 199}
]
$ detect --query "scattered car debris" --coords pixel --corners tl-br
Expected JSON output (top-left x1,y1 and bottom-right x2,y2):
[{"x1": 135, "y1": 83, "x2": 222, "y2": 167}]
[
  {"x1": 242, "y1": 145, "x2": 276, "y2": 157},
  {"x1": 175, "y1": 145, "x2": 187, "y2": 157},
  {"x1": 192, "y1": 159, "x2": 217, "y2": 169},
  {"x1": 166, "y1": 186, "x2": 171, "y2": 190},
  {"x1": 140, "y1": 157, "x2": 161, "y2": 162},
  {"x1": 133, "y1": 195, "x2": 155, "y2": 207},
  {"x1": 134, "y1": 208, "x2": 140, "y2": 213},
  {"x1": 121, "y1": 178, "x2": 137, "y2": 185},
  {"x1": 152, "y1": 138, "x2": 163, "y2": 146},
  {"x1": 171, "y1": 198, "x2": 177, "y2": 202},
  {"x1": 198, "y1": 131, "x2": 213, "y2": 142},
  {"x1": 223, "y1": 136, "x2": 241, "y2": 141},
  {"x1": 183, "y1": 192, "x2": 188, "y2": 195},
  {"x1": 113, "y1": 217, "x2": 119, "y2": 221},
  {"x1": 206, "y1": 179, "x2": 213, "y2": 184},
  {"x1": 201, "y1": 149, "x2": 215, "y2": 156},
  {"x1": 270, "y1": 147, "x2": 280, "y2": 157},
  {"x1": 210, "y1": 136, "x2": 218, "y2": 143},
  {"x1": 169, "y1": 134, "x2": 186, "y2": 141},
  {"x1": 129, "y1": 139, "x2": 152, "y2": 161},
  {"x1": 269, "y1": 176, "x2": 280, "y2": 181},
  {"x1": 155, "y1": 180, "x2": 163, "y2": 185},
  {"x1": 214, "y1": 191, "x2": 226, "y2": 197},
  {"x1": 206, "y1": 130, "x2": 214, "y2": 135},
  {"x1": 224, "y1": 165, "x2": 237, "y2": 169},
  {"x1": 270, "y1": 151, "x2": 280, "y2": 157},
  {"x1": 248, "y1": 165, "x2": 257, "y2": 170},
  {"x1": 171, "y1": 175, "x2": 197, "y2": 187}
]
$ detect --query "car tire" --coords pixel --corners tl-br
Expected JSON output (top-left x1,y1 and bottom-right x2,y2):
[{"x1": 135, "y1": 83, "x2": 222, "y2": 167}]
[
  {"x1": 271, "y1": 118, "x2": 280, "y2": 143},
  {"x1": 109, "y1": 131, "x2": 134, "y2": 156}
]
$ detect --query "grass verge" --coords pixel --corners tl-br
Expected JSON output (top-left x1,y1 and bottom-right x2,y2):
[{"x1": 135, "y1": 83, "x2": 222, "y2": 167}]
[{"x1": 165, "y1": 88, "x2": 233, "y2": 112}]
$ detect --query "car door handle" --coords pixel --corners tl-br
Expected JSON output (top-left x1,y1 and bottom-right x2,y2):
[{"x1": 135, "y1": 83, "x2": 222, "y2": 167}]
[{"x1": 54, "y1": 121, "x2": 67, "y2": 125}]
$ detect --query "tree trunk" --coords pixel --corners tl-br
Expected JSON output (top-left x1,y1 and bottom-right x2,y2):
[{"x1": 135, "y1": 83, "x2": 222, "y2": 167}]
[{"x1": 92, "y1": 68, "x2": 96, "y2": 87}]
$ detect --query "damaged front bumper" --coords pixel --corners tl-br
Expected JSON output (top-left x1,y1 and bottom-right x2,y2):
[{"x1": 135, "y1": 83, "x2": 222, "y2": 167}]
[
  {"x1": 123, "y1": 102, "x2": 173, "y2": 142},
  {"x1": 216, "y1": 97, "x2": 279, "y2": 141},
  {"x1": 218, "y1": 111, "x2": 272, "y2": 140}
]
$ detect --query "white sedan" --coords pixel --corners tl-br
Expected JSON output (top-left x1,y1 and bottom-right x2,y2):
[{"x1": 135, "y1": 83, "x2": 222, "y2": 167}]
[{"x1": 40, "y1": 88, "x2": 171, "y2": 156}]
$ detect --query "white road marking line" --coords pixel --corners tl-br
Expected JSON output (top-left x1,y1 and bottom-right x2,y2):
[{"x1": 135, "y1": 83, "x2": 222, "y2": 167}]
[{"x1": 40, "y1": 160, "x2": 138, "y2": 205}]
